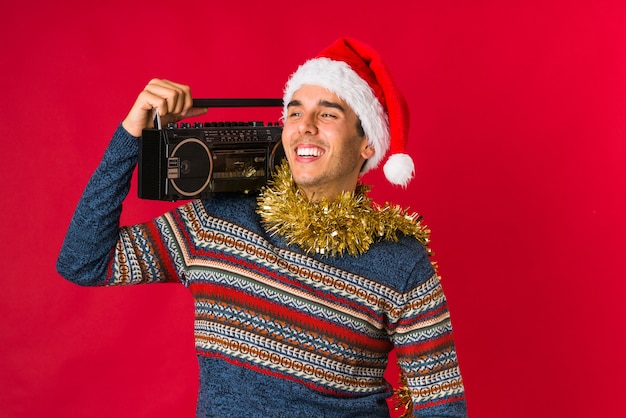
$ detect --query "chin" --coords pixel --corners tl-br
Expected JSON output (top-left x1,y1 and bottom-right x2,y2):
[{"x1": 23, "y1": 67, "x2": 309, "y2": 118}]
[
  {"x1": 291, "y1": 174, "x2": 317, "y2": 188},
  {"x1": 289, "y1": 165, "x2": 316, "y2": 181}
]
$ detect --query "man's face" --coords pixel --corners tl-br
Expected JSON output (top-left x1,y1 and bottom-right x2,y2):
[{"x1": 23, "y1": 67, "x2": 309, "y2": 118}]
[{"x1": 281, "y1": 85, "x2": 374, "y2": 201}]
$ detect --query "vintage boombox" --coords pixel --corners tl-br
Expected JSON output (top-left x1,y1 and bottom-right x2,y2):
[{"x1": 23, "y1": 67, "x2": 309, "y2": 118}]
[{"x1": 138, "y1": 99, "x2": 285, "y2": 201}]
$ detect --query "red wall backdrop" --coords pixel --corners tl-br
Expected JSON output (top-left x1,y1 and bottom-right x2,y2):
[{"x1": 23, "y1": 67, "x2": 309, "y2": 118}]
[{"x1": 2, "y1": 1, "x2": 625, "y2": 417}]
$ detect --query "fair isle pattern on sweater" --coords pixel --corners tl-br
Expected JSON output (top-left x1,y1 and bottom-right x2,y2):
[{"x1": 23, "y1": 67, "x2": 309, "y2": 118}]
[{"x1": 107, "y1": 199, "x2": 464, "y2": 410}]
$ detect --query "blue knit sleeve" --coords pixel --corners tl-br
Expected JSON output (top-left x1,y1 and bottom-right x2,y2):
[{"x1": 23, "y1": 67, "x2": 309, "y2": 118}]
[{"x1": 56, "y1": 124, "x2": 140, "y2": 286}]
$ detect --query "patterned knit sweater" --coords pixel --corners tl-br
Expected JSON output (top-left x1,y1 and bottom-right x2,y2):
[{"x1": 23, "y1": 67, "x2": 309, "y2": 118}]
[{"x1": 57, "y1": 126, "x2": 467, "y2": 417}]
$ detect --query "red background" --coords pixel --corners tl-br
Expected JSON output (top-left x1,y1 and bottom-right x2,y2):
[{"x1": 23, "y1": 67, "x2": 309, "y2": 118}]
[{"x1": 2, "y1": 1, "x2": 625, "y2": 417}]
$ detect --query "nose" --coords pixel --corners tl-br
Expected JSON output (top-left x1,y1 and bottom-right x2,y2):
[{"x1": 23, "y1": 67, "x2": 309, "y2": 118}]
[{"x1": 298, "y1": 113, "x2": 318, "y2": 135}]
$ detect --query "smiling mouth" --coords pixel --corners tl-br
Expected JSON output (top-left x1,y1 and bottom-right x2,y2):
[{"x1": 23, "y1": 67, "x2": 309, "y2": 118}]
[{"x1": 296, "y1": 146, "x2": 325, "y2": 158}]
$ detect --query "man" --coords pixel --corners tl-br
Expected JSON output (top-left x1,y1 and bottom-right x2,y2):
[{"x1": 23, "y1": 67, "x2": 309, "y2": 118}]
[{"x1": 57, "y1": 38, "x2": 467, "y2": 417}]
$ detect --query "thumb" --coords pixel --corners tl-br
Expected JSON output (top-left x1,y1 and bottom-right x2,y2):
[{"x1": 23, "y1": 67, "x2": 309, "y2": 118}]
[{"x1": 183, "y1": 107, "x2": 209, "y2": 119}]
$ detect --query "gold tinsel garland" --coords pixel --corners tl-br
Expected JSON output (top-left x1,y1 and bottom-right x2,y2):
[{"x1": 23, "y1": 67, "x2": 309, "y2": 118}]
[{"x1": 256, "y1": 162, "x2": 432, "y2": 258}]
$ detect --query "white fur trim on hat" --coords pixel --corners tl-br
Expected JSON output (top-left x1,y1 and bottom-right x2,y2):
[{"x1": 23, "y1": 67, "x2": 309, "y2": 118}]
[
  {"x1": 383, "y1": 153, "x2": 415, "y2": 188},
  {"x1": 282, "y1": 57, "x2": 390, "y2": 175}
]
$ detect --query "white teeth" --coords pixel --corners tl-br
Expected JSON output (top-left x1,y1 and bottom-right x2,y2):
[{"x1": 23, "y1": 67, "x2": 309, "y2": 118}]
[{"x1": 297, "y1": 146, "x2": 323, "y2": 157}]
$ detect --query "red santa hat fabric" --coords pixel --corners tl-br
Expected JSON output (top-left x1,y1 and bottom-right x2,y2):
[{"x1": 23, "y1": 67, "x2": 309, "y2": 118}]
[{"x1": 282, "y1": 37, "x2": 414, "y2": 187}]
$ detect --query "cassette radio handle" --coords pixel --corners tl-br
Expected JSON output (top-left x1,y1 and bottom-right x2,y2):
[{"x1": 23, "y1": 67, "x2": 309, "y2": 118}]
[
  {"x1": 192, "y1": 98, "x2": 283, "y2": 108},
  {"x1": 153, "y1": 98, "x2": 283, "y2": 130}
]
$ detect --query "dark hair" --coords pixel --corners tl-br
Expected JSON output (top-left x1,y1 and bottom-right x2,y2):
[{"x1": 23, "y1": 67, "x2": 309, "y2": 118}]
[
  {"x1": 356, "y1": 119, "x2": 365, "y2": 137},
  {"x1": 356, "y1": 118, "x2": 369, "y2": 172}
]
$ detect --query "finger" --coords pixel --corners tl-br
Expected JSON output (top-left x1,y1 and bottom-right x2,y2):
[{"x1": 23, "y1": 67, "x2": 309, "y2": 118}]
[
  {"x1": 146, "y1": 79, "x2": 192, "y2": 115},
  {"x1": 136, "y1": 89, "x2": 169, "y2": 116},
  {"x1": 140, "y1": 81, "x2": 175, "y2": 115},
  {"x1": 183, "y1": 106, "x2": 209, "y2": 119}
]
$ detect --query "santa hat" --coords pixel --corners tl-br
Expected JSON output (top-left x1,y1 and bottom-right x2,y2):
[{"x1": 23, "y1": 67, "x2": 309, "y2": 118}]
[{"x1": 282, "y1": 37, "x2": 414, "y2": 187}]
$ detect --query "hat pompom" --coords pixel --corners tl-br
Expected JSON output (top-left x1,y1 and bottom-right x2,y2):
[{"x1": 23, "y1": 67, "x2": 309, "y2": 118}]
[{"x1": 383, "y1": 154, "x2": 415, "y2": 188}]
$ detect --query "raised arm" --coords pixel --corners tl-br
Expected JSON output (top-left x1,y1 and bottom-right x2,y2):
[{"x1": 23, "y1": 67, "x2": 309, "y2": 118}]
[{"x1": 56, "y1": 79, "x2": 207, "y2": 285}]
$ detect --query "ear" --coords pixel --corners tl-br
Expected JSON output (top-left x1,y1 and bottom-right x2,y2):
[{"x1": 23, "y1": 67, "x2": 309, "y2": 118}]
[{"x1": 361, "y1": 140, "x2": 375, "y2": 160}]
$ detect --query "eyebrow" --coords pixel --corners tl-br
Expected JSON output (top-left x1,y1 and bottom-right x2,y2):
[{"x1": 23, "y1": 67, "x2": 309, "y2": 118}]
[{"x1": 287, "y1": 99, "x2": 346, "y2": 113}]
